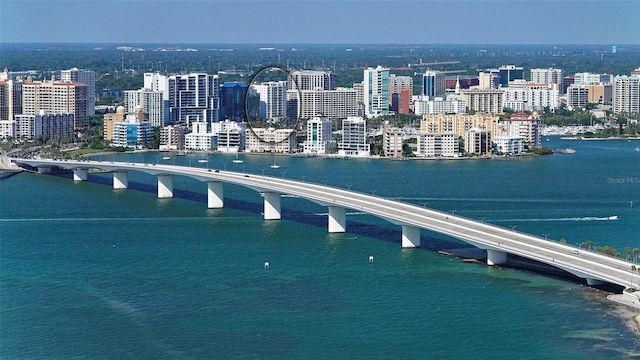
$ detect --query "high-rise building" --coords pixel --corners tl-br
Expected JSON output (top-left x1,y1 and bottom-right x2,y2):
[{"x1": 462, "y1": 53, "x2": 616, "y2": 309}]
[
  {"x1": 363, "y1": 66, "x2": 389, "y2": 118},
  {"x1": 22, "y1": 79, "x2": 88, "y2": 129},
  {"x1": 497, "y1": 65, "x2": 524, "y2": 87},
  {"x1": 464, "y1": 127, "x2": 491, "y2": 155},
  {"x1": 566, "y1": 85, "x2": 589, "y2": 110},
  {"x1": 245, "y1": 127, "x2": 296, "y2": 153},
  {"x1": 338, "y1": 116, "x2": 369, "y2": 157},
  {"x1": 144, "y1": 72, "x2": 169, "y2": 97},
  {"x1": 103, "y1": 106, "x2": 126, "y2": 141},
  {"x1": 530, "y1": 68, "x2": 564, "y2": 87},
  {"x1": 303, "y1": 116, "x2": 334, "y2": 154},
  {"x1": 219, "y1": 82, "x2": 248, "y2": 121},
  {"x1": 111, "y1": 113, "x2": 152, "y2": 148},
  {"x1": 612, "y1": 75, "x2": 640, "y2": 115},
  {"x1": 251, "y1": 81, "x2": 288, "y2": 120},
  {"x1": 478, "y1": 71, "x2": 500, "y2": 89},
  {"x1": 420, "y1": 113, "x2": 499, "y2": 138},
  {"x1": 382, "y1": 121, "x2": 403, "y2": 158},
  {"x1": 421, "y1": 70, "x2": 446, "y2": 99},
  {"x1": 289, "y1": 70, "x2": 337, "y2": 91},
  {"x1": 415, "y1": 132, "x2": 459, "y2": 157},
  {"x1": 460, "y1": 88, "x2": 505, "y2": 114},
  {"x1": 0, "y1": 76, "x2": 22, "y2": 121},
  {"x1": 124, "y1": 88, "x2": 166, "y2": 127},
  {"x1": 389, "y1": 74, "x2": 412, "y2": 115},
  {"x1": 574, "y1": 72, "x2": 614, "y2": 85},
  {"x1": 59, "y1": 68, "x2": 95, "y2": 116},
  {"x1": 293, "y1": 88, "x2": 358, "y2": 120},
  {"x1": 497, "y1": 112, "x2": 541, "y2": 148},
  {"x1": 159, "y1": 125, "x2": 186, "y2": 151},
  {"x1": 168, "y1": 73, "x2": 219, "y2": 127},
  {"x1": 413, "y1": 96, "x2": 466, "y2": 115}
]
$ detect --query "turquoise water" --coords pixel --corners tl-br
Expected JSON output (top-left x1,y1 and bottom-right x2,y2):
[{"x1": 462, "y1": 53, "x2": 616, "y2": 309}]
[{"x1": 1, "y1": 137, "x2": 639, "y2": 359}]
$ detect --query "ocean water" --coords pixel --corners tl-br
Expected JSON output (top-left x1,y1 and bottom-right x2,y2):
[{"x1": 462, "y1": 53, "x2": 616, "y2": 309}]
[{"x1": 1, "y1": 137, "x2": 639, "y2": 359}]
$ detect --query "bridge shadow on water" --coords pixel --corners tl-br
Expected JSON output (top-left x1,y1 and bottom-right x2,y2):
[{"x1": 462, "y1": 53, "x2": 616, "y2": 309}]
[{"x1": 75, "y1": 173, "x2": 460, "y2": 252}]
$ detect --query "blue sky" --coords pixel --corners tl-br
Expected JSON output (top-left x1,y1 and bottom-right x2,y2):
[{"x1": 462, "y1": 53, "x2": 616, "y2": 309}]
[{"x1": 1, "y1": 0, "x2": 638, "y2": 44}]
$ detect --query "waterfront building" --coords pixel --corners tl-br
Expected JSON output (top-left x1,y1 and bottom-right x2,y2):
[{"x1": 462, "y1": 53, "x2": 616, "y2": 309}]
[
  {"x1": 421, "y1": 70, "x2": 446, "y2": 99},
  {"x1": 415, "y1": 132, "x2": 459, "y2": 157},
  {"x1": 58, "y1": 68, "x2": 96, "y2": 115},
  {"x1": 159, "y1": 125, "x2": 185, "y2": 151},
  {"x1": 464, "y1": 127, "x2": 491, "y2": 155},
  {"x1": 219, "y1": 82, "x2": 248, "y2": 122},
  {"x1": 168, "y1": 73, "x2": 219, "y2": 127},
  {"x1": 503, "y1": 80, "x2": 528, "y2": 112},
  {"x1": 14, "y1": 114, "x2": 35, "y2": 140},
  {"x1": 211, "y1": 120, "x2": 246, "y2": 152},
  {"x1": 460, "y1": 88, "x2": 504, "y2": 114},
  {"x1": 363, "y1": 66, "x2": 390, "y2": 118},
  {"x1": 245, "y1": 127, "x2": 296, "y2": 153},
  {"x1": 526, "y1": 84, "x2": 561, "y2": 111},
  {"x1": 497, "y1": 112, "x2": 541, "y2": 148},
  {"x1": 124, "y1": 88, "x2": 166, "y2": 127},
  {"x1": 22, "y1": 78, "x2": 87, "y2": 129},
  {"x1": 382, "y1": 121, "x2": 403, "y2": 158},
  {"x1": 493, "y1": 136, "x2": 524, "y2": 154},
  {"x1": 34, "y1": 111, "x2": 75, "y2": 142},
  {"x1": 184, "y1": 121, "x2": 217, "y2": 151},
  {"x1": 303, "y1": 116, "x2": 334, "y2": 154},
  {"x1": 289, "y1": 70, "x2": 337, "y2": 91},
  {"x1": 111, "y1": 113, "x2": 152, "y2": 148},
  {"x1": 612, "y1": 75, "x2": 640, "y2": 115},
  {"x1": 338, "y1": 116, "x2": 369, "y2": 157},
  {"x1": 420, "y1": 113, "x2": 499, "y2": 139},
  {"x1": 566, "y1": 85, "x2": 589, "y2": 110}
]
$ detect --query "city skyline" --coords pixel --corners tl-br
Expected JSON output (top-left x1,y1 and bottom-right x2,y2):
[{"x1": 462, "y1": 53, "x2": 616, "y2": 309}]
[{"x1": 1, "y1": 0, "x2": 639, "y2": 45}]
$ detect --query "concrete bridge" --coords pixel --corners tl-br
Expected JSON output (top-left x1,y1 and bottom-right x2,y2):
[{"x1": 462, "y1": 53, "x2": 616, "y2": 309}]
[{"x1": 11, "y1": 157, "x2": 640, "y2": 292}]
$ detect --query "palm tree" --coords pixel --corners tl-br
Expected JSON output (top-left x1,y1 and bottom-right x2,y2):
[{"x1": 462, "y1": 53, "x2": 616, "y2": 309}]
[
  {"x1": 633, "y1": 248, "x2": 640, "y2": 264},
  {"x1": 625, "y1": 247, "x2": 633, "y2": 262}
]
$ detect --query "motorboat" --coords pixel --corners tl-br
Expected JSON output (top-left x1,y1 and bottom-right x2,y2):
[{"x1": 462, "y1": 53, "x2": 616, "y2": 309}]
[
  {"x1": 232, "y1": 153, "x2": 243, "y2": 164},
  {"x1": 162, "y1": 156, "x2": 171, "y2": 160},
  {"x1": 608, "y1": 215, "x2": 618, "y2": 220}
]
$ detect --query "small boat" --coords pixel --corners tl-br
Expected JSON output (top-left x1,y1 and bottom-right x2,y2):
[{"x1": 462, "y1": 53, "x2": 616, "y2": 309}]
[
  {"x1": 635, "y1": 147, "x2": 640, "y2": 152},
  {"x1": 608, "y1": 215, "x2": 618, "y2": 220},
  {"x1": 232, "y1": 153, "x2": 243, "y2": 164},
  {"x1": 198, "y1": 159, "x2": 209, "y2": 163},
  {"x1": 162, "y1": 156, "x2": 171, "y2": 160},
  {"x1": 270, "y1": 154, "x2": 280, "y2": 169}
]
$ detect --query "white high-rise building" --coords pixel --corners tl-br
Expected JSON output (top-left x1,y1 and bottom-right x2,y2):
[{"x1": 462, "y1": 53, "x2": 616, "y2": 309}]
[
  {"x1": 530, "y1": 68, "x2": 564, "y2": 86},
  {"x1": 566, "y1": 85, "x2": 589, "y2": 110},
  {"x1": 612, "y1": 75, "x2": 640, "y2": 115},
  {"x1": 574, "y1": 72, "x2": 613, "y2": 85},
  {"x1": 59, "y1": 68, "x2": 96, "y2": 115},
  {"x1": 338, "y1": 116, "x2": 369, "y2": 157},
  {"x1": 124, "y1": 88, "x2": 166, "y2": 127},
  {"x1": 303, "y1": 116, "x2": 334, "y2": 154},
  {"x1": 293, "y1": 88, "x2": 358, "y2": 119},
  {"x1": 413, "y1": 96, "x2": 466, "y2": 115},
  {"x1": 363, "y1": 66, "x2": 389, "y2": 118},
  {"x1": 289, "y1": 70, "x2": 337, "y2": 91},
  {"x1": 415, "y1": 132, "x2": 459, "y2": 157},
  {"x1": 111, "y1": 114, "x2": 152, "y2": 148},
  {"x1": 461, "y1": 88, "x2": 505, "y2": 114},
  {"x1": 144, "y1": 72, "x2": 169, "y2": 99},
  {"x1": 252, "y1": 81, "x2": 288, "y2": 119},
  {"x1": 168, "y1": 73, "x2": 219, "y2": 126}
]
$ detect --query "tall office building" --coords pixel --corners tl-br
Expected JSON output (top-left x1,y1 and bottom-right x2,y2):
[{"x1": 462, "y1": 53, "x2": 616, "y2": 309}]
[
  {"x1": 497, "y1": 65, "x2": 524, "y2": 87},
  {"x1": 168, "y1": 73, "x2": 219, "y2": 127},
  {"x1": 421, "y1": 70, "x2": 446, "y2": 99},
  {"x1": 389, "y1": 74, "x2": 412, "y2": 114},
  {"x1": 59, "y1": 68, "x2": 96, "y2": 115},
  {"x1": 566, "y1": 85, "x2": 589, "y2": 110},
  {"x1": 478, "y1": 71, "x2": 500, "y2": 90},
  {"x1": 289, "y1": 70, "x2": 337, "y2": 91},
  {"x1": 363, "y1": 66, "x2": 389, "y2": 118},
  {"x1": 124, "y1": 88, "x2": 166, "y2": 127},
  {"x1": 612, "y1": 75, "x2": 640, "y2": 115},
  {"x1": 574, "y1": 72, "x2": 614, "y2": 85},
  {"x1": 219, "y1": 82, "x2": 248, "y2": 121},
  {"x1": 22, "y1": 79, "x2": 88, "y2": 129}
]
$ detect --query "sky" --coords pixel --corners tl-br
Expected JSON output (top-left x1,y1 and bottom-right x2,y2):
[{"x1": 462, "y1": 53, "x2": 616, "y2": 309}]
[{"x1": 1, "y1": 0, "x2": 638, "y2": 44}]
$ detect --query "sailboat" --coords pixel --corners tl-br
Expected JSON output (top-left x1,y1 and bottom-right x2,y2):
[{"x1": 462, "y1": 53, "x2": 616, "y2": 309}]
[
  {"x1": 232, "y1": 152, "x2": 243, "y2": 164},
  {"x1": 270, "y1": 153, "x2": 280, "y2": 169}
]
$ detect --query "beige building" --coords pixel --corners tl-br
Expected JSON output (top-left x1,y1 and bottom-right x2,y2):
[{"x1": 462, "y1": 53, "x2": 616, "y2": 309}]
[
  {"x1": 420, "y1": 113, "x2": 499, "y2": 138},
  {"x1": 103, "y1": 106, "x2": 126, "y2": 140},
  {"x1": 586, "y1": 83, "x2": 612, "y2": 103},
  {"x1": 245, "y1": 127, "x2": 297, "y2": 153},
  {"x1": 22, "y1": 78, "x2": 87, "y2": 129},
  {"x1": 464, "y1": 127, "x2": 492, "y2": 155},
  {"x1": 382, "y1": 121, "x2": 403, "y2": 158},
  {"x1": 461, "y1": 88, "x2": 504, "y2": 114}
]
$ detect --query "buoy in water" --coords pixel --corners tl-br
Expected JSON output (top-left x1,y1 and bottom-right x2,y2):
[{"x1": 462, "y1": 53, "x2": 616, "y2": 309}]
[
  {"x1": 264, "y1": 261, "x2": 270, "y2": 269},
  {"x1": 368, "y1": 255, "x2": 374, "y2": 263}
]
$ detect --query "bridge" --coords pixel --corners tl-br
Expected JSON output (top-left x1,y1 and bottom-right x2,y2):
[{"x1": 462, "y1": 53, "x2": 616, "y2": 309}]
[{"x1": 11, "y1": 157, "x2": 640, "y2": 292}]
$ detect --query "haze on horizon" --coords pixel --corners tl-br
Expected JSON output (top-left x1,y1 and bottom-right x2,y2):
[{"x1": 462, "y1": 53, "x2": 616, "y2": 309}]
[{"x1": 1, "y1": 0, "x2": 639, "y2": 45}]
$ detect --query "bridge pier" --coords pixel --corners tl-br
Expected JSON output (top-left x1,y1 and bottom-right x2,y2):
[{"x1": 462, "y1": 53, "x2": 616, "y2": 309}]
[
  {"x1": 486, "y1": 249, "x2": 507, "y2": 266},
  {"x1": 157, "y1": 174, "x2": 174, "y2": 198},
  {"x1": 328, "y1": 206, "x2": 346, "y2": 233},
  {"x1": 113, "y1": 171, "x2": 128, "y2": 189},
  {"x1": 263, "y1": 191, "x2": 281, "y2": 220},
  {"x1": 207, "y1": 181, "x2": 224, "y2": 208},
  {"x1": 401, "y1": 225, "x2": 421, "y2": 248},
  {"x1": 73, "y1": 169, "x2": 88, "y2": 181}
]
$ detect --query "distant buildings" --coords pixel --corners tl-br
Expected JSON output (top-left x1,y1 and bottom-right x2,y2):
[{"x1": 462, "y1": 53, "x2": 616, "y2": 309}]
[
  {"x1": 219, "y1": 82, "x2": 248, "y2": 121},
  {"x1": 460, "y1": 89, "x2": 505, "y2": 114},
  {"x1": 58, "y1": 68, "x2": 96, "y2": 116},
  {"x1": 421, "y1": 70, "x2": 446, "y2": 99},
  {"x1": 566, "y1": 85, "x2": 589, "y2": 110},
  {"x1": 289, "y1": 70, "x2": 337, "y2": 91},
  {"x1": 530, "y1": 68, "x2": 564, "y2": 88},
  {"x1": 124, "y1": 88, "x2": 166, "y2": 127},
  {"x1": 389, "y1": 74, "x2": 412, "y2": 115}
]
